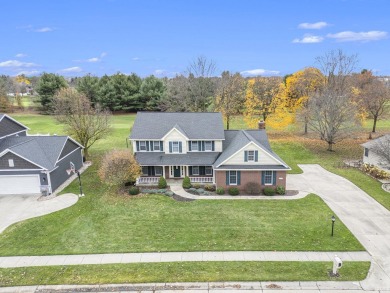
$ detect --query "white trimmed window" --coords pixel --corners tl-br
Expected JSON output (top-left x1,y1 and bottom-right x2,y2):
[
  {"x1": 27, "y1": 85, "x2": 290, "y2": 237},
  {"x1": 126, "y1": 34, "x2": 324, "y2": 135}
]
[
  {"x1": 205, "y1": 166, "x2": 212, "y2": 175},
  {"x1": 229, "y1": 171, "x2": 237, "y2": 185},
  {"x1": 153, "y1": 141, "x2": 160, "y2": 151},
  {"x1": 248, "y1": 150, "x2": 255, "y2": 161},
  {"x1": 192, "y1": 166, "x2": 199, "y2": 175},
  {"x1": 139, "y1": 141, "x2": 147, "y2": 151},
  {"x1": 8, "y1": 159, "x2": 14, "y2": 167},
  {"x1": 264, "y1": 171, "x2": 273, "y2": 185},
  {"x1": 155, "y1": 166, "x2": 163, "y2": 176},
  {"x1": 142, "y1": 166, "x2": 149, "y2": 176},
  {"x1": 191, "y1": 141, "x2": 198, "y2": 151},
  {"x1": 172, "y1": 141, "x2": 179, "y2": 153},
  {"x1": 205, "y1": 141, "x2": 212, "y2": 151}
]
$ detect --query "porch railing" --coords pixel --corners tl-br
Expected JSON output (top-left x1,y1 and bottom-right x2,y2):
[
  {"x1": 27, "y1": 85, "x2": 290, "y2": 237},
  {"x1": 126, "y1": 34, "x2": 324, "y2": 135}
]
[
  {"x1": 136, "y1": 177, "x2": 159, "y2": 185},
  {"x1": 190, "y1": 177, "x2": 213, "y2": 183}
]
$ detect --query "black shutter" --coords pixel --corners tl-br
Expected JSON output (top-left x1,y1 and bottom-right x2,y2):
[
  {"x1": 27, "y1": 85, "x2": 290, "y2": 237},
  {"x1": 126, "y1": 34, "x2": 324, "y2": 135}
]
[
  {"x1": 136, "y1": 141, "x2": 140, "y2": 151},
  {"x1": 200, "y1": 166, "x2": 206, "y2": 176},
  {"x1": 202, "y1": 141, "x2": 205, "y2": 151},
  {"x1": 169, "y1": 142, "x2": 172, "y2": 153},
  {"x1": 212, "y1": 141, "x2": 215, "y2": 151},
  {"x1": 189, "y1": 166, "x2": 193, "y2": 176},
  {"x1": 146, "y1": 141, "x2": 150, "y2": 151},
  {"x1": 179, "y1": 142, "x2": 182, "y2": 153},
  {"x1": 160, "y1": 141, "x2": 163, "y2": 151},
  {"x1": 198, "y1": 141, "x2": 202, "y2": 151},
  {"x1": 189, "y1": 141, "x2": 192, "y2": 151}
]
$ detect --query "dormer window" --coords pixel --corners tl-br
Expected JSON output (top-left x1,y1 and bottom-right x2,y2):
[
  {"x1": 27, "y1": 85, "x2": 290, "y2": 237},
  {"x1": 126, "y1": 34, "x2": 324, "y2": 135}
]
[
  {"x1": 172, "y1": 141, "x2": 179, "y2": 153},
  {"x1": 248, "y1": 150, "x2": 255, "y2": 161},
  {"x1": 8, "y1": 159, "x2": 14, "y2": 167}
]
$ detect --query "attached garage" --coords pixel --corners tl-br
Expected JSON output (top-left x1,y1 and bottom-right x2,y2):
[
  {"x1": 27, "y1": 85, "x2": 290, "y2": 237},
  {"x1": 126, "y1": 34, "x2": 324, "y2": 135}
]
[{"x1": 0, "y1": 175, "x2": 41, "y2": 195}]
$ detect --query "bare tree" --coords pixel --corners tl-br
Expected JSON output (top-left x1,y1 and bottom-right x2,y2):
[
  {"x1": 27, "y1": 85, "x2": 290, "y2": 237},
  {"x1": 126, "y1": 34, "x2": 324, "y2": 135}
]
[
  {"x1": 372, "y1": 135, "x2": 390, "y2": 165},
  {"x1": 186, "y1": 56, "x2": 217, "y2": 112},
  {"x1": 53, "y1": 88, "x2": 111, "y2": 159},
  {"x1": 308, "y1": 50, "x2": 360, "y2": 151},
  {"x1": 215, "y1": 71, "x2": 245, "y2": 129},
  {"x1": 352, "y1": 71, "x2": 390, "y2": 133}
]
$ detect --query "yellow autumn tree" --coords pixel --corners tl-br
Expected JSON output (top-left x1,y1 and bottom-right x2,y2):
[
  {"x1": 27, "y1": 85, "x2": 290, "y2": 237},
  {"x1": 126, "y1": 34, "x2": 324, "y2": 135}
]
[
  {"x1": 266, "y1": 83, "x2": 295, "y2": 130},
  {"x1": 14, "y1": 74, "x2": 31, "y2": 108},
  {"x1": 285, "y1": 67, "x2": 325, "y2": 133},
  {"x1": 244, "y1": 76, "x2": 281, "y2": 128}
]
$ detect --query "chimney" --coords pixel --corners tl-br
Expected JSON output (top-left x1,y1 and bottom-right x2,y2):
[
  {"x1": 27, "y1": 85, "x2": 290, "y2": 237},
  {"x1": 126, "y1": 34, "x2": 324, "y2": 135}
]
[{"x1": 258, "y1": 120, "x2": 265, "y2": 130}]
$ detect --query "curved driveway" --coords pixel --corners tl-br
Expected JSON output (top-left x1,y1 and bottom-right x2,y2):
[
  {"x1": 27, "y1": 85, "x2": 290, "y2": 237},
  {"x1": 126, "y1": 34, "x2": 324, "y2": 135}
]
[
  {"x1": 0, "y1": 193, "x2": 78, "y2": 234},
  {"x1": 287, "y1": 164, "x2": 390, "y2": 290}
]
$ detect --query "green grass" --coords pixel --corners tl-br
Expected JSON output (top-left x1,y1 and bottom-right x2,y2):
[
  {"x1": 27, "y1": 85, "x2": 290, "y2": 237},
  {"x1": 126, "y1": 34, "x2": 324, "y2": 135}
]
[
  {"x1": 0, "y1": 261, "x2": 370, "y2": 286},
  {"x1": 0, "y1": 189, "x2": 364, "y2": 255}
]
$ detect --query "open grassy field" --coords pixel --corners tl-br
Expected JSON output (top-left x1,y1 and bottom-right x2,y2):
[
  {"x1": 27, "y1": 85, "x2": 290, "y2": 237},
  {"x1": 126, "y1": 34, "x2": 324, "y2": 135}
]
[{"x1": 0, "y1": 261, "x2": 370, "y2": 286}]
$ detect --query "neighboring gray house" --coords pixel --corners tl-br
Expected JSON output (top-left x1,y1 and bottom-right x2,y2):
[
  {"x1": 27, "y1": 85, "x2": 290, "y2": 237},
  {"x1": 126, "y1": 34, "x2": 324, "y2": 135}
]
[
  {"x1": 361, "y1": 134, "x2": 390, "y2": 170},
  {"x1": 129, "y1": 112, "x2": 290, "y2": 190},
  {"x1": 0, "y1": 114, "x2": 84, "y2": 195}
]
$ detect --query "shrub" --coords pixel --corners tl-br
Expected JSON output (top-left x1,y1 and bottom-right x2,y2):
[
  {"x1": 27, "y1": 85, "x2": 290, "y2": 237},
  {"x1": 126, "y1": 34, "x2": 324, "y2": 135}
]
[
  {"x1": 98, "y1": 149, "x2": 141, "y2": 186},
  {"x1": 165, "y1": 191, "x2": 174, "y2": 197},
  {"x1": 128, "y1": 186, "x2": 140, "y2": 195},
  {"x1": 196, "y1": 188, "x2": 205, "y2": 194},
  {"x1": 192, "y1": 183, "x2": 202, "y2": 189},
  {"x1": 244, "y1": 182, "x2": 261, "y2": 195},
  {"x1": 263, "y1": 187, "x2": 275, "y2": 196},
  {"x1": 228, "y1": 187, "x2": 239, "y2": 196},
  {"x1": 276, "y1": 185, "x2": 286, "y2": 195},
  {"x1": 362, "y1": 163, "x2": 390, "y2": 179},
  {"x1": 205, "y1": 184, "x2": 216, "y2": 191},
  {"x1": 203, "y1": 191, "x2": 209, "y2": 195},
  {"x1": 182, "y1": 176, "x2": 192, "y2": 189},
  {"x1": 216, "y1": 187, "x2": 225, "y2": 195},
  {"x1": 189, "y1": 187, "x2": 197, "y2": 192},
  {"x1": 158, "y1": 176, "x2": 167, "y2": 188}
]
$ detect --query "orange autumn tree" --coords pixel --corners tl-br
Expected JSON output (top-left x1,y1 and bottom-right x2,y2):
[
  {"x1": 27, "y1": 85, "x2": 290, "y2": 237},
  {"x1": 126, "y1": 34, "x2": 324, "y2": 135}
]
[
  {"x1": 285, "y1": 67, "x2": 325, "y2": 134},
  {"x1": 244, "y1": 76, "x2": 281, "y2": 128}
]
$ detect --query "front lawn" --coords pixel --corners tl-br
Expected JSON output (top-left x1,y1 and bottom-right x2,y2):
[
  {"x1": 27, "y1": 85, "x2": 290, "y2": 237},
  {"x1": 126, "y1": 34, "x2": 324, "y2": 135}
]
[{"x1": 0, "y1": 261, "x2": 370, "y2": 286}]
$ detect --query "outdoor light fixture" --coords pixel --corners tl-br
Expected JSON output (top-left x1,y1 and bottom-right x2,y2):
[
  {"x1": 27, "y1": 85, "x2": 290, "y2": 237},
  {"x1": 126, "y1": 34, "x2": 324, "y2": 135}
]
[{"x1": 331, "y1": 215, "x2": 336, "y2": 237}]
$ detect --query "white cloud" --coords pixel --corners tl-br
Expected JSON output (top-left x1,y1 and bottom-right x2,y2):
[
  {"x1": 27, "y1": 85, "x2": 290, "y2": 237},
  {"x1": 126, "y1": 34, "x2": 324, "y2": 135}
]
[
  {"x1": 100, "y1": 52, "x2": 107, "y2": 58},
  {"x1": 59, "y1": 66, "x2": 82, "y2": 73},
  {"x1": 132, "y1": 57, "x2": 141, "y2": 61},
  {"x1": 240, "y1": 69, "x2": 280, "y2": 76},
  {"x1": 33, "y1": 27, "x2": 54, "y2": 33},
  {"x1": 298, "y1": 22, "x2": 329, "y2": 29},
  {"x1": 152, "y1": 69, "x2": 178, "y2": 77},
  {"x1": 87, "y1": 57, "x2": 100, "y2": 62},
  {"x1": 327, "y1": 30, "x2": 388, "y2": 42},
  {"x1": 0, "y1": 60, "x2": 37, "y2": 67},
  {"x1": 293, "y1": 35, "x2": 324, "y2": 43},
  {"x1": 15, "y1": 70, "x2": 40, "y2": 76},
  {"x1": 15, "y1": 53, "x2": 27, "y2": 58}
]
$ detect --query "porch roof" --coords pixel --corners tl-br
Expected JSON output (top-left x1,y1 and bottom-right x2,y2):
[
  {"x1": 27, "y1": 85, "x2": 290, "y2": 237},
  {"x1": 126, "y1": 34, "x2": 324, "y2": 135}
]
[
  {"x1": 135, "y1": 152, "x2": 220, "y2": 166},
  {"x1": 215, "y1": 164, "x2": 290, "y2": 170}
]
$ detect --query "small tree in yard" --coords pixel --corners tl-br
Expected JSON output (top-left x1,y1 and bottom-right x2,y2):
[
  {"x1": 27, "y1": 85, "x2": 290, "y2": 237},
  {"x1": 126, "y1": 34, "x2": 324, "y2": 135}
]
[
  {"x1": 158, "y1": 176, "x2": 167, "y2": 189},
  {"x1": 53, "y1": 88, "x2": 111, "y2": 159},
  {"x1": 98, "y1": 149, "x2": 141, "y2": 186}
]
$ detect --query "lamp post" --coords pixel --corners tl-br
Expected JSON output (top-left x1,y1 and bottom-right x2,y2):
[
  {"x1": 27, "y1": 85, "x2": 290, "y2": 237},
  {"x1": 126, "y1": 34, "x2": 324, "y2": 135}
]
[
  {"x1": 331, "y1": 215, "x2": 336, "y2": 236},
  {"x1": 76, "y1": 170, "x2": 84, "y2": 197}
]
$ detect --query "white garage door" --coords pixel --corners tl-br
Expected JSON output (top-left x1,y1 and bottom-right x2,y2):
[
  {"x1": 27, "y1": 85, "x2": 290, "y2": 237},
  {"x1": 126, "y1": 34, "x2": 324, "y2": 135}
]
[{"x1": 0, "y1": 175, "x2": 41, "y2": 195}]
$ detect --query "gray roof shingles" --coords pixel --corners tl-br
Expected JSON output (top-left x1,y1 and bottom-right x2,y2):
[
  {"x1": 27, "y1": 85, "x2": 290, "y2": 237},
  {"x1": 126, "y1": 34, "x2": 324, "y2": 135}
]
[
  {"x1": 0, "y1": 136, "x2": 69, "y2": 170},
  {"x1": 130, "y1": 112, "x2": 225, "y2": 140},
  {"x1": 361, "y1": 134, "x2": 390, "y2": 148}
]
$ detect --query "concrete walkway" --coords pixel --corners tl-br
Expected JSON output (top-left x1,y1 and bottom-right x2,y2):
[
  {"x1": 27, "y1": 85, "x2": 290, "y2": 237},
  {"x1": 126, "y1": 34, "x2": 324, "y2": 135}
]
[
  {"x1": 0, "y1": 193, "x2": 78, "y2": 233},
  {"x1": 0, "y1": 251, "x2": 371, "y2": 268},
  {"x1": 170, "y1": 184, "x2": 309, "y2": 200},
  {"x1": 287, "y1": 164, "x2": 390, "y2": 291}
]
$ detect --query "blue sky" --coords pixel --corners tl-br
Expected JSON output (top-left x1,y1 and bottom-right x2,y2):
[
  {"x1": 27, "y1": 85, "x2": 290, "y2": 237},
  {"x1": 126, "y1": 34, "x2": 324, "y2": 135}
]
[{"x1": 1, "y1": 0, "x2": 389, "y2": 77}]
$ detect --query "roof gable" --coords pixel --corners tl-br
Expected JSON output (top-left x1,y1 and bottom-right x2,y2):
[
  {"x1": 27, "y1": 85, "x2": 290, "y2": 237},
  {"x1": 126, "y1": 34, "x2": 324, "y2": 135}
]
[
  {"x1": 0, "y1": 150, "x2": 43, "y2": 170},
  {"x1": 161, "y1": 125, "x2": 189, "y2": 140},
  {"x1": 130, "y1": 112, "x2": 225, "y2": 140},
  {"x1": 57, "y1": 138, "x2": 81, "y2": 162},
  {"x1": 0, "y1": 115, "x2": 28, "y2": 139}
]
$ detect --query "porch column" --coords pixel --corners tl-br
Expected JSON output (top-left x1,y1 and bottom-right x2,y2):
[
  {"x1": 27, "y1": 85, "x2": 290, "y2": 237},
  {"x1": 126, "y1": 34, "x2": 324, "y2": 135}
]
[{"x1": 162, "y1": 166, "x2": 165, "y2": 179}]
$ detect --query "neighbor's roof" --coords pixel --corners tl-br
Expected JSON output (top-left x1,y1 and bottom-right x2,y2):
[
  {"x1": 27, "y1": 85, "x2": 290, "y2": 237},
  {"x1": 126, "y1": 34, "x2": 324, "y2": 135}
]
[
  {"x1": 135, "y1": 152, "x2": 220, "y2": 166},
  {"x1": 213, "y1": 130, "x2": 289, "y2": 170},
  {"x1": 361, "y1": 134, "x2": 390, "y2": 148},
  {"x1": 0, "y1": 136, "x2": 74, "y2": 170},
  {"x1": 130, "y1": 112, "x2": 225, "y2": 140}
]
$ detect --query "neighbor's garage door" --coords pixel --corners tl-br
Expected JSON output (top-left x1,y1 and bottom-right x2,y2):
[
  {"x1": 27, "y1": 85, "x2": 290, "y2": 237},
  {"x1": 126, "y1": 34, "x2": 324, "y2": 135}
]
[{"x1": 0, "y1": 175, "x2": 41, "y2": 195}]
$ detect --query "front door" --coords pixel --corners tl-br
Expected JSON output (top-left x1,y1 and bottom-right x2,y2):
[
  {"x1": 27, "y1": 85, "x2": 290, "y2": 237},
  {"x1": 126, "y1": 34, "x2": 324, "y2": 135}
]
[{"x1": 174, "y1": 166, "x2": 181, "y2": 178}]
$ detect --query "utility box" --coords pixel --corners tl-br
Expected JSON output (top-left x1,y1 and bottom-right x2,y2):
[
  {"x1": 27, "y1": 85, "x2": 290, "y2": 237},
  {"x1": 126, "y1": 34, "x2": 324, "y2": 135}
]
[{"x1": 333, "y1": 255, "x2": 343, "y2": 275}]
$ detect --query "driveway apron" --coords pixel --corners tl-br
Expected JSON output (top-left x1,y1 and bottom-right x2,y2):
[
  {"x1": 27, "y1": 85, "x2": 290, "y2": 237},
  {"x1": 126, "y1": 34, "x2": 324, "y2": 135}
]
[{"x1": 287, "y1": 164, "x2": 390, "y2": 290}]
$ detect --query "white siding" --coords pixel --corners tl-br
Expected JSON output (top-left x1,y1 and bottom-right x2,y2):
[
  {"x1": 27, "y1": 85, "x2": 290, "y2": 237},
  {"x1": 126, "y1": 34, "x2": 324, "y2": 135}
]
[
  {"x1": 163, "y1": 129, "x2": 188, "y2": 154},
  {"x1": 132, "y1": 141, "x2": 137, "y2": 153},
  {"x1": 214, "y1": 140, "x2": 223, "y2": 152},
  {"x1": 364, "y1": 148, "x2": 389, "y2": 169},
  {"x1": 223, "y1": 142, "x2": 282, "y2": 165}
]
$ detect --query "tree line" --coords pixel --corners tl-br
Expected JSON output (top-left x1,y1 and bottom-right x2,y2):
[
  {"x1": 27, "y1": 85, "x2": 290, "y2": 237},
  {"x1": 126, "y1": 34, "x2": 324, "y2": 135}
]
[{"x1": 1, "y1": 51, "x2": 390, "y2": 152}]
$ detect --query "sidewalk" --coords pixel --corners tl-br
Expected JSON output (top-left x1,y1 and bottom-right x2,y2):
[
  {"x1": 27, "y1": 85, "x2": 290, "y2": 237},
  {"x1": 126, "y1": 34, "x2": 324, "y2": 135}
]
[{"x1": 0, "y1": 251, "x2": 371, "y2": 268}]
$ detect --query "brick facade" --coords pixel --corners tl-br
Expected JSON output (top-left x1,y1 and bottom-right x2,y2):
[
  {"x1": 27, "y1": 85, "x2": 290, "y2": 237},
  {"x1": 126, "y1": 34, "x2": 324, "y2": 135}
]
[{"x1": 215, "y1": 170, "x2": 287, "y2": 191}]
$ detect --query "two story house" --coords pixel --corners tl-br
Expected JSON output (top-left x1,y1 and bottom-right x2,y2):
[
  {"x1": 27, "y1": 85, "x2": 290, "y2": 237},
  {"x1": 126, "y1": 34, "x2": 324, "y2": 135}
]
[
  {"x1": 0, "y1": 114, "x2": 84, "y2": 195},
  {"x1": 130, "y1": 112, "x2": 290, "y2": 190}
]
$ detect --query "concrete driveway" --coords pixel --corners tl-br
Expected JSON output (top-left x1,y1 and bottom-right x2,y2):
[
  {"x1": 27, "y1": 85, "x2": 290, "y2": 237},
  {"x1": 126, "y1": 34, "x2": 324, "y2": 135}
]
[
  {"x1": 0, "y1": 193, "x2": 78, "y2": 233},
  {"x1": 287, "y1": 164, "x2": 390, "y2": 291}
]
